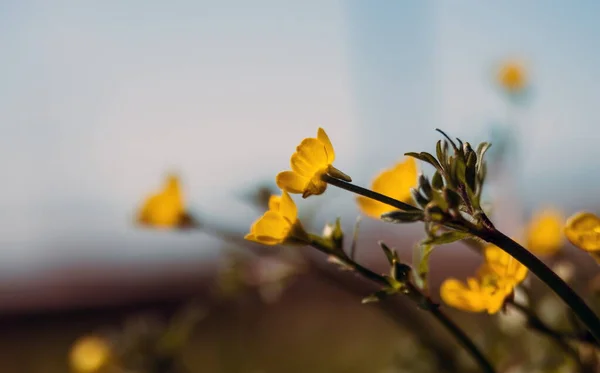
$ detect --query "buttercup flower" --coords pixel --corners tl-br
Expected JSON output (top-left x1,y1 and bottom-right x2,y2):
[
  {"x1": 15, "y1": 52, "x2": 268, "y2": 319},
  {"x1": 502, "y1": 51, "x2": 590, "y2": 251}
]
[
  {"x1": 441, "y1": 245, "x2": 527, "y2": 314},
  {"x1": 356, "y1": 157, "x2": 418, "y2": 219},
  {"x1": 525, "y1": 208, "x2": 564, "y2": 255},
  {"x1": 137, "y1": 174, "x2": 186, "y2": 228},
  {"x1": 245, "y1": 192, "x2": 308, "y2": 245},
  {"x1": 440, "y1": 269, "x2": 510, "y2": 314},
  {"x1": 564, "y1": 212, "x2": 600, "y2": 252},
  {"x1": 276, "y1": 128, "x2": 350, "y2": 198},
  {"x1": 498, "y1": 61, "x2": 527, "y2": 93}
]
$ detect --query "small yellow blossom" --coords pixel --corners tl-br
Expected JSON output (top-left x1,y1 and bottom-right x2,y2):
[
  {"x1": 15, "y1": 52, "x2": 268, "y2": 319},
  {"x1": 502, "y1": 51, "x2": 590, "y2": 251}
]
[
  {"x1": 441, "y1": 245, "x2": 527, "y2": 314},
  {"x1": 356, "y1": 157, "x2": 418, "y2": 219},
  {"x1": 498, "y1": 61, "x2": 527, "y2": 93},
  {"x1": 440, "y1": 269, "x2": 509, "y2": 314},
  {"x1": 137, "y1": 174, "x2": 186, "y2": 228},
  {"x1": 564, "y1": 212, "x2": 600, "y2": 252},
  {"x1": 525, "y1": 208, "x2": 564, "y2": 255},
  {"x1": 484, "y1": 244, "x2": 528, "y2": 285},
  {"x1": 276, "y1": 128, "x2": 350, "y2": 198},
  {"x1": 245, "y1": 192, "x2": 308, "y2": 245},
  {"x1": 69, "y1": 335, "x2": 112, "y2": 373}
]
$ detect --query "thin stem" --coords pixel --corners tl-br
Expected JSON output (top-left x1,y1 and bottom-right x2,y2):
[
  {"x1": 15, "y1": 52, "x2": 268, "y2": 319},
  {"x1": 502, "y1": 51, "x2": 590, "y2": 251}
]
[
  {"x1": 309, "y1": 238, "x2": 495, "y2": 373},
  {"x1": 321, "y1": 174, "x2": 420, "y2": 212},
  {"x1": 475, "y1": 227, "x2": 600, "y2": 344}
]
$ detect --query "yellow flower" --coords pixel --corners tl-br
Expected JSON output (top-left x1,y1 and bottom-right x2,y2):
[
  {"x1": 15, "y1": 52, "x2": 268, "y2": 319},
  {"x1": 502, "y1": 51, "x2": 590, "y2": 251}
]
[
  {"x1": 565, "y1": 212, "x2": 600, "y2": 252},
  {"x1": 498, "y1": 61, "x2": 526, "y2": 93},
  {"x1": 440, "y1": 270, "x2": 509, "y2": 314},
  {"x1": 356, "y1": 157, "x2": 418, "y2": 219},
  {"x1": 69, "y1": 335, "x2": 112, "y2": 373},
  {"x1": 484, "y1": 244, "x2": 528, "y2": 285},
  {"x1": 137, "y1": 174, "x2": 186, "y2": 228},
  {"x1": 276, "y1": 128, "x2": 350, "y2": 198},
  {"x1": 245, "y1": 192, "x2": 308, "y2": 245},
  {"x1": 441, "y1": 245, "x2": 527, "y2": 314},
  {"x1": 525, "y1": 208, "x2": 564, "y2": 255}
]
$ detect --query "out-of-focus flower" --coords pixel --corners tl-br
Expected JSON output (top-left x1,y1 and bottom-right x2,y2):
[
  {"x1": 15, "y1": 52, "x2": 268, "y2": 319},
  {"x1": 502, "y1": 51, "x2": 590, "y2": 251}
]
[
  {"x1": 440, "y1": 270, "x2": 508, "y2": 314},
  {"x1": 356, "y1": 157, "x2": 418, "y2": 219},
  {"x1": 441, "y1": 245, "x2": 527, "y2": 314},
  {"x1": 564, "y1": 212, "x2": 600, "y2": 252},
  {"x1": 484, "y1": 245, "x2": 528, "y2": 287},
  {"x1": 245, "y1": 192, "x2": 308, "y2": 245},
  {"x1": 69, "y1": 335, "x2": 112, "y2": 373},
  {"x1": 137, "y1": 174, "x2": 188, "y2": 228},
  {"x1": 276, "y1": 128, "x2": 350, "y2": 198},
  {"x1": 525, "y1": 208, "x2": 564, "y2": 255},
  {"x1": 498, "y1": 61, "x2": 527, "y2": 93}
]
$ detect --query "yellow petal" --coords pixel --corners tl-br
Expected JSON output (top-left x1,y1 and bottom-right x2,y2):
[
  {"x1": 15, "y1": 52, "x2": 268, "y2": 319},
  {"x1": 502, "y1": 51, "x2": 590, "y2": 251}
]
[
  {"x1": 526, "y1": 208, "x2": 564, "y2": 255},
  {"x1": 276, "y1": 171, "x2": 309, "y2": 194},
  {"x1": 356, "y1": 196, "x2": 393, "y2": 219},
  {"x1": 440, "y1": 278, "x2": 487, "y2": 313},
  {"x1": 564, "y1": 212, "x2": 600, "y2": 252},
  {"x1": 484, "y1": 245, "x2": 528, "y2": 285},
  {"x1": 251, "y1": 211, "x2": 291, "y2": 245},
  {"x1": 268, "y1": 195, "x2": 281, "y2": 211},
  {"x1": 317, "y1": 127, "x2": 335, "y2": 163},
  {"x1": 291, "y1": 152, "x2": 321, "y2": 177},
  {"x1": 295, "y1": 138, "x2": 329, "y2": 169},
  {"x1": 137, "y1": 174, "x2": 185, "y2": 228},
  {"x1": 371, "y1": 157, "x2": 417, "y2": 201},
  {"x1": 279, "y1": 192, "x2": 298, "y2": 224},
  {"x1": 358, "y1": 157, "x2": 417, "y2": 219}
]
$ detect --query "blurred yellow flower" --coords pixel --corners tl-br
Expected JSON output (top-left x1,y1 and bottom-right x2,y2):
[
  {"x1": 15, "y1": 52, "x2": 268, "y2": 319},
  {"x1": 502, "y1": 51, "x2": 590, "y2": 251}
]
[
  {"x1": 525, "y1": 208, "x2": 564, "y2": 255},
  {"x1": 440, "y1": 270, "x2": 509, "y2": 314},
  {"x1": 245, "y1": 192, "x2": 308, "y2": 245},
  {"x1": 69, "y1": 335, "x2": 111, "y2": 373},
  {"x1": 441, "y1": 245, "x2": 527, "y2": 314},
  {"x1": 276, "y1": 128, "x2": 350, "y2": 198},
  {"x1": 484, "y1": 244, "x2": 528, "y2": 285},
  {"x1": 137, "y1": 174, "x2": 186, "y2": 228},
  {"x1": 498, "y1": 61, "x2": 526, "y2": 93},
  {"x1": 356, "y1": 157, "x2": 418, "y2": 219},
  {"x1": 564, "y1": 212, "x2": 600, "y2": 252}
]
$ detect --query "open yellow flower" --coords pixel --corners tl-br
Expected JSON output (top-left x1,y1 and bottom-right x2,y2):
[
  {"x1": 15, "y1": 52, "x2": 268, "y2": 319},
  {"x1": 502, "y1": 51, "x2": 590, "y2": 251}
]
[
  {"x1": 440, "y1": 268, "x2": 510, "y2": 314},
  {"x1": 565, "y1": 212, "x2": 600, "y2": 253},
  {"x1": 441, "y1": 245, "x2": 527, "y2": 314},
  {"x1": 525, "y1": 208, "x2": 564, "y2": 255},
  {"x1": 498, "y1": 61, "x2": 527, "y2": 93},
  {"x1": 356, "y1": 157, "x2": 418, "y2": 219},
  {"x1": 137, "y1": 174, "x2": 186, "y2": 228},
  {"x1": 484, "y1": 244, "x2": 528, "y2": 285},
  {"x1": 276, "y1": 128, "x2": 350, "y2": 198},
  {"x1": 245, "y1": 192, "x2": 308, "y2": 245}
]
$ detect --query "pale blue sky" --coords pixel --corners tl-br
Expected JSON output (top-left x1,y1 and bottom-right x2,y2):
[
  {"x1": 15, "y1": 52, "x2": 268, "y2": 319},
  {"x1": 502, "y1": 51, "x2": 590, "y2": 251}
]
[{"x1": 0, "y1": 1, "x2": 598, "y2": 271}]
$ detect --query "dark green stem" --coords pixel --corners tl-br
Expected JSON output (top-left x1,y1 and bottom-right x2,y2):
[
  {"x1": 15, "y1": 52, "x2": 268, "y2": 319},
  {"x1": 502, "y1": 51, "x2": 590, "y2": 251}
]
[
  {"x1": 475, "y1": 227, "x2": 600, "y2": 344},
  {"x1": 321, "y1": 174, "x2": 420, "y2": 212},
  {"x1": 309, "y1": 238, "x2": 495, "y2": 373}
]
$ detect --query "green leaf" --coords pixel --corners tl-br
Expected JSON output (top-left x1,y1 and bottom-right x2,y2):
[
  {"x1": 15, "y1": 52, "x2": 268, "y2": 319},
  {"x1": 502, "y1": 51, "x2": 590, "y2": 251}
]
[
  {"x1": 405, "y1": 152, "x2": 442, "y2": 171},
  {"x1": 423, "y1": 231, "x2": 471, "y2": 246},
  {"x1": 465, "y1": 151, "x2": 478, "y2": 192},
  {"x1": 443, "y1": 187, "x2": 462, "y2": 209},
  {"x1": 411, "y1": 188, "x2": 430, "y2": 207},
  {"x1": 326, "y1": 165, "x2": 352, "y2": 182},
  {"x1": 419, "y1": 174, "x2": 433, "y2": 198},
  {"x1": 431, "y1": 170, "x2": 444, "y2": 190},
  {"x1": 416, "y1": 243, "x2": 435, "y2": 292},
  {"x1": 381, "y1": 209, "x2": 424, "y2": 224},
  {"x1": 361, "y1": 288, "x2": 397, "y2": 304},
  {"x1": 378, "y1": 241, "x2": 398, "y2": 265},
  {"x1": 424, "y1": 202, "x2": 447, "y2": 222},
  {"x1": 349, "y1": 216, "x2": 361, "y2": 260},
  {"x1": 435, "y1": 128, "x2": 459, "y2": 153}
]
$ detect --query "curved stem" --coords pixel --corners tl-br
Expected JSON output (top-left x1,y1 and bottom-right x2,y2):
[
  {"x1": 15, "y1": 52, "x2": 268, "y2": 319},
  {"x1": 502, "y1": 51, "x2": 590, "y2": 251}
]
[
  {"x1": 475, "y1": 227, "x2": 600, "y2": 344},
  {"x1": 321, "y1": 174, "x2": 420, "y2": 212},
  {"x1": 309, "y1": 238, "x2": 495, "y2": 373}
]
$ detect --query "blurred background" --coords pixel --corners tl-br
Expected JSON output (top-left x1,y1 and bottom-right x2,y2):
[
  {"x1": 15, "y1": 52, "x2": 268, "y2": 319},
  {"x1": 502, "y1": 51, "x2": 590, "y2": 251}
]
[{"x1": 1, "y1": 1, "x2": 600, "y2": 372}]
